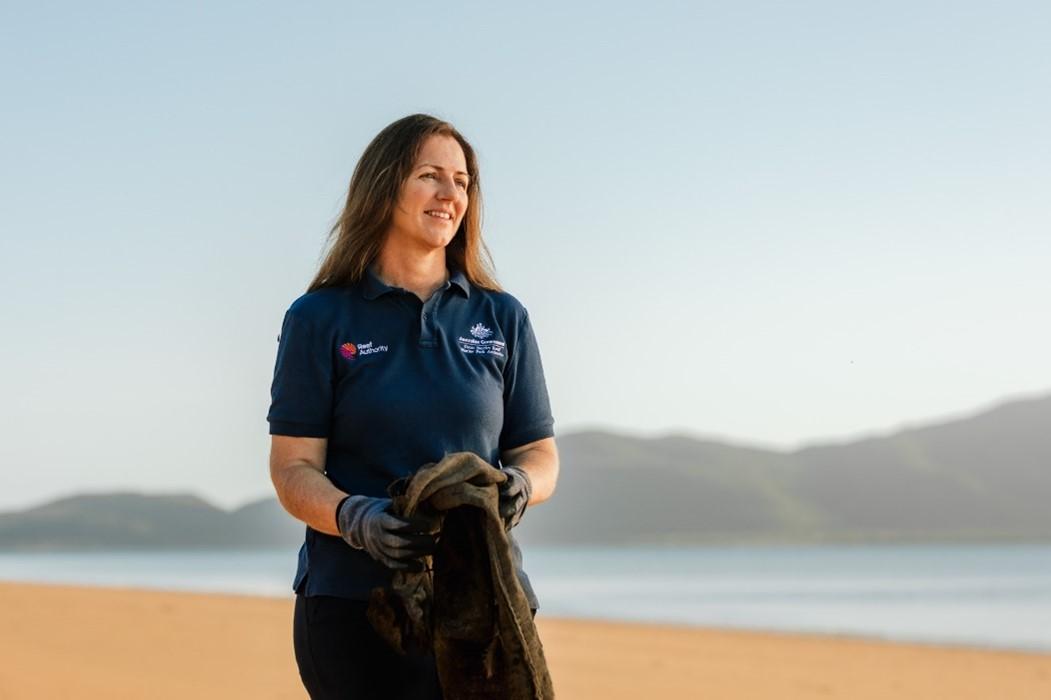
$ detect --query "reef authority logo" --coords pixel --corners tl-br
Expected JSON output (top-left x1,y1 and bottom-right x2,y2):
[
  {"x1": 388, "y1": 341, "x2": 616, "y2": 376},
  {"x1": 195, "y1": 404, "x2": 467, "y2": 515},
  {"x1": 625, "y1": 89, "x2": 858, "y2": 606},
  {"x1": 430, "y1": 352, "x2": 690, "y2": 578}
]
[
  {"x1": 339, "y1": 340, "x2": 388, "y2": 360},
  {"x1": 469, "y1": 323, "x2": 493, "y2": 339}
]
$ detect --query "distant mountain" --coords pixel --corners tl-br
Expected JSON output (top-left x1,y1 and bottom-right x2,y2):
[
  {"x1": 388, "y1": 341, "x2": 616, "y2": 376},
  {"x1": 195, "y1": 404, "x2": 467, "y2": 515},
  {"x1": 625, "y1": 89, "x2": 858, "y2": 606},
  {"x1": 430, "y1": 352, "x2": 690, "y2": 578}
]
[
  {"x1": 0, "y1": 492, "x2": 304, "y2": 551},
  {"x1": 516, "y1": 393, "x2": 1051, "y2": 545},
  {"x1": 1, "y1": 393, "x2": 1049, "y2": 550}
]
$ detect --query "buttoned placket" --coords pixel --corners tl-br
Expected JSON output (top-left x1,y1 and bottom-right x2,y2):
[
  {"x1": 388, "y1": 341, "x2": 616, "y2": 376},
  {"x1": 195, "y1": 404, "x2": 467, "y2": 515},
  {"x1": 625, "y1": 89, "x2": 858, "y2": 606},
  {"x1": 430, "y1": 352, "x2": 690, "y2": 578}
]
[
  {"x1": 417, "y1": 281, "x2": 450, "y2": 348},
  {"x1": 363, "y1": 265, "x2": 466, "y2": 347}
]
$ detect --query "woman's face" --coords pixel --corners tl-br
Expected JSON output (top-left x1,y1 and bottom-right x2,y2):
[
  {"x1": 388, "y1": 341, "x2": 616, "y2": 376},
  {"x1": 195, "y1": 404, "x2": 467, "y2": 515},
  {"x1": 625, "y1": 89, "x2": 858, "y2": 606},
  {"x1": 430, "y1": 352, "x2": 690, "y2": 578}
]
[{"x1": 387, "y1": 134, "x2": 470, "y2": 254}]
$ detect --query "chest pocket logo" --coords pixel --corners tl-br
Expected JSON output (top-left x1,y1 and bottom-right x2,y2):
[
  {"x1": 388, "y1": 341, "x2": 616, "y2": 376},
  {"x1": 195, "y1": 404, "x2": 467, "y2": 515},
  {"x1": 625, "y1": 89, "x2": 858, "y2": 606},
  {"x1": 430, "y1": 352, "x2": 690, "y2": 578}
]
[
  {"x1": 457, "y1": 323, "x2": 506, "y2": 357},
  {"x1": 339, "y1": 340, "x2": 390, "y2": 361}
]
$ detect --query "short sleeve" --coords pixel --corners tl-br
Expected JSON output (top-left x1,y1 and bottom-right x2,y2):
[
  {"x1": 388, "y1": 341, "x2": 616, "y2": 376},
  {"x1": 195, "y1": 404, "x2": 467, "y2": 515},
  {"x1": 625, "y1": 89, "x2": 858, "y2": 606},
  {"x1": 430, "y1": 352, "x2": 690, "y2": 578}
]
[
  {"x1": 267, "y1": 309, "x2": 334, "y2": 438},
  {"x1": 499, "y1": 309, "x2": 555, "y2": 451}
]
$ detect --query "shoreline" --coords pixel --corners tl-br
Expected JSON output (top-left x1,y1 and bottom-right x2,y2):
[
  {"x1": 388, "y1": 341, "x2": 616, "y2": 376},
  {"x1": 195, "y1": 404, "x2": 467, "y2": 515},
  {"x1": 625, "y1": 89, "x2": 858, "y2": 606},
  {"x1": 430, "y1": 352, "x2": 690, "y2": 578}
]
[
  {"x1": 2, "y1": 581, "x2": 1050, "y2": 699},
  {"x1": 1, "y1": 575, "x2": 1048, "y2": 657}
]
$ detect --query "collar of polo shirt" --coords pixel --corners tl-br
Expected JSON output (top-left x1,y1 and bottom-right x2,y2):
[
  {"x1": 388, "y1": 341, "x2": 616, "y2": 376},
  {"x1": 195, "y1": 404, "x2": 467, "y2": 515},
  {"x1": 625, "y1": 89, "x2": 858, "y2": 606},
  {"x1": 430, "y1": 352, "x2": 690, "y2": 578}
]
[{"x1": 362, "y1": 263, "x2": 471, "y2": 301}]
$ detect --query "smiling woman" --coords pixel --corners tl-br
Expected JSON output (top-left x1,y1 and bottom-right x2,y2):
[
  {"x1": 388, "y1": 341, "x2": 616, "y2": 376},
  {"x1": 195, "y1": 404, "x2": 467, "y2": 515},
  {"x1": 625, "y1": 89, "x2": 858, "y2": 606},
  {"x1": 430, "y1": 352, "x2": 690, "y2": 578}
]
[
  {"x1": 266, "y1": 114, "x2": 559, "y2": 699},
  {"x1": 305, "y1": 115, "x2": 495, "y2": 296},
  {"x1": 384, "y1": 135, "x2": 472, "y2": 267}
]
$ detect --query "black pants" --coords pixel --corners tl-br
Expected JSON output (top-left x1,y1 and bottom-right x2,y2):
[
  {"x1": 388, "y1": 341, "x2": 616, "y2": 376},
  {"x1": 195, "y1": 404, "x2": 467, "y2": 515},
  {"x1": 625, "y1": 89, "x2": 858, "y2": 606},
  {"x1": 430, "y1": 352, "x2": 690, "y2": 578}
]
[
  {"x1": 293, "y1": 594, "x2": 442, "y2": 699},
  {"x1": 293, "y1": 594, "x2": 538, "y2": 699}
]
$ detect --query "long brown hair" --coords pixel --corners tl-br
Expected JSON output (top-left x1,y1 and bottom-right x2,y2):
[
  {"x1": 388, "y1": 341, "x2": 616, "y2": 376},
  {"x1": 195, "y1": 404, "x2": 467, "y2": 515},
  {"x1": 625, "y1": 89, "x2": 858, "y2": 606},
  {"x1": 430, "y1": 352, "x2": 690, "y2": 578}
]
[{"x1": 307, "y1": 114, "x2": 502, "y2": 293}]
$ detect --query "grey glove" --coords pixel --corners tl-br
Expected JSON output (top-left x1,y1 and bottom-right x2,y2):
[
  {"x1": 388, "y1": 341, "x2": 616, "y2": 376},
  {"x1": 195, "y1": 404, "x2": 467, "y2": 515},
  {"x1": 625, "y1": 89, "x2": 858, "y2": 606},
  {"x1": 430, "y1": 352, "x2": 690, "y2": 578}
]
[
  {"x1": 497, "y1": 465, "x2": 533, "y2": 531},
  {"x1": 336, "y1": 495, "x2": 439, "y2": 572}
]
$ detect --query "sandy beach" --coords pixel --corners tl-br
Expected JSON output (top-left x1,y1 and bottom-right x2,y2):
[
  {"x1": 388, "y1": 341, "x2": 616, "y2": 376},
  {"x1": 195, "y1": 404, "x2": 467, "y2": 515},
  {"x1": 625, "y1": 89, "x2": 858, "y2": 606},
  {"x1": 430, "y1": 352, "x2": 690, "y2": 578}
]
[{"x1": 1, "y1": 581, "x2": 1049, "y2": 699}]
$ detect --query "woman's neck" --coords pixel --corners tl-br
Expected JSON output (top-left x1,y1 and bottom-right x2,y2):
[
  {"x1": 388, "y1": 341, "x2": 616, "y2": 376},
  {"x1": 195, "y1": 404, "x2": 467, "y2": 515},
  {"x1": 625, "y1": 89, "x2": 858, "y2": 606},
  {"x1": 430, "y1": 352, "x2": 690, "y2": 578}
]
[{"x1": 372, "y1": 248, "x2": 449, "y2": 302}]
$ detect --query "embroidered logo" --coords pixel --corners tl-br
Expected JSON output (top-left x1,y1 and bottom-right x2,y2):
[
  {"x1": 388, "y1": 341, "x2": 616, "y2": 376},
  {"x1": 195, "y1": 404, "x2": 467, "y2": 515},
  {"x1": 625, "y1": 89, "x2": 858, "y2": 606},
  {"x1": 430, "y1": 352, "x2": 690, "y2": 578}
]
[
  {"x1": 339, "y1": 340, "x2": 389, "y2": 360},
  {"x1": 340, "y1": 338, "x2": 390, "y2": 359},
  {"x1": 458, "y1": 323, "x2": 505, "y2": 357}
]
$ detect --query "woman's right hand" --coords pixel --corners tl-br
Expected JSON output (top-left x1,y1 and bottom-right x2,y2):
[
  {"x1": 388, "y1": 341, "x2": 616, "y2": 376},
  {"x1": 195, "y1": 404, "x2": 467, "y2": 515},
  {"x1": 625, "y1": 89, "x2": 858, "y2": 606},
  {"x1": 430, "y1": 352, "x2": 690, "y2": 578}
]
[{"x1": 336, "y1": 495, "x2": 439, "y2": 572}]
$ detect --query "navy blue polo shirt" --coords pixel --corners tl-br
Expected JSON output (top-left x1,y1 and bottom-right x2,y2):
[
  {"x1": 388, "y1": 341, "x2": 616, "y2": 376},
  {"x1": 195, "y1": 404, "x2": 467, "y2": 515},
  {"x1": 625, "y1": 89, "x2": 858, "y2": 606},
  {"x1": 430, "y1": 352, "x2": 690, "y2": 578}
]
[{"x1": 267, "y1": 263, "x2": 554, "y2": 608}]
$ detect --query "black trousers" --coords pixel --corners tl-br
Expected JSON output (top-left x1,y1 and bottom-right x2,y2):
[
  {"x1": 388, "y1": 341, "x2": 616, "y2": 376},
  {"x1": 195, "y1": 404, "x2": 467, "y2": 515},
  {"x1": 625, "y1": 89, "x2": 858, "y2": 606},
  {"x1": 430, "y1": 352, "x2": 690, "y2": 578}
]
[
  {"x1": 293, "y1": 594, "x2": 538, "y2": 700},
  {"x1": 293, "y1": 594, "x2": 442, "y2": 699}
]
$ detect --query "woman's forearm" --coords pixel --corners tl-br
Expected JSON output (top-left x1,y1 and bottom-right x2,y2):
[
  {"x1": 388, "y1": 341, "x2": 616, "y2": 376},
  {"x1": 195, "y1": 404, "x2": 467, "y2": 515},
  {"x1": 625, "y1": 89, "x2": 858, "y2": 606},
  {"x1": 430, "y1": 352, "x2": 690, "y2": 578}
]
[
  {"x1": 273, "y1": 463, "x2": 348, "y2": 537},
  {"x1": 514, "y1": 447, "x2": 560, "y2": 506}
]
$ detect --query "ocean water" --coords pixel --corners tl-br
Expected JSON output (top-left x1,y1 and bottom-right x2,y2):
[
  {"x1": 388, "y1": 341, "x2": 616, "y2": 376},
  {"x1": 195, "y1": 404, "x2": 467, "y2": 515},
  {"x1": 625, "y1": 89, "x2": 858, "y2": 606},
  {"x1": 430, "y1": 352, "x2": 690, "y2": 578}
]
[{"x1": 1, "y1": 544, "x2": 1049, "y2": 654}]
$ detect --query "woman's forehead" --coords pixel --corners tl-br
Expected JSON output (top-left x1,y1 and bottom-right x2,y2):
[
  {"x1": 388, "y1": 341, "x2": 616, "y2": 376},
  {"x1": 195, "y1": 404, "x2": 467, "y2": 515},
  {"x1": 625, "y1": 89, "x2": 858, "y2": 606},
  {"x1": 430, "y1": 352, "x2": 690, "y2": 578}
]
[{"x1": 415, "y1": 134, "x2": 468, "y2": 172}]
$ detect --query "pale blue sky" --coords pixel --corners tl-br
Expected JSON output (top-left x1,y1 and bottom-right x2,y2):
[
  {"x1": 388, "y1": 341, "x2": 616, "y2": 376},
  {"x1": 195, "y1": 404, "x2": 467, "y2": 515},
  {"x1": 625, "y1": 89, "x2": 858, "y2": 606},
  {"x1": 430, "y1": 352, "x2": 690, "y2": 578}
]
[{"x1": 2, "y1": 2, "x2": 1049, "y2": 510}]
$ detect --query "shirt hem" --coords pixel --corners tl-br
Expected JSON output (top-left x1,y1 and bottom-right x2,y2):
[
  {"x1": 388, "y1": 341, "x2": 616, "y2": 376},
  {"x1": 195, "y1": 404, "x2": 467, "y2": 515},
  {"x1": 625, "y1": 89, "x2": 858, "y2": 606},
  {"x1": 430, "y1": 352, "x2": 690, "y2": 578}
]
[
  {"x1": 269, "y1": 420, "x2": 330, "y2": 438},
  {"x1": 499, "y1": 423, "x2": 555, "y2": 452}
]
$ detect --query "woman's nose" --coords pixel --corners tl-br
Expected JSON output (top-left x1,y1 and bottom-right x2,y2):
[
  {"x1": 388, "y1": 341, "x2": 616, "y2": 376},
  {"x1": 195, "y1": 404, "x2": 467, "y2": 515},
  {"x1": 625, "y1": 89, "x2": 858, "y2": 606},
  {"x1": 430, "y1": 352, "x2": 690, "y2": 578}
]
[{"x1": 436, "y1": 177, "x2": 458, "y2": 199}]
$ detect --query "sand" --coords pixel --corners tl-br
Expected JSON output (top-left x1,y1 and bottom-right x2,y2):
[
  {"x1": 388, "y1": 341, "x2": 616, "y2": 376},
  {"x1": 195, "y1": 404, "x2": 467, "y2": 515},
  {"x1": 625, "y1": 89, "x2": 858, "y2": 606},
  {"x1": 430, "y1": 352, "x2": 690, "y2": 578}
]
[{"x1": 1, "y1": 581, "x2": 1049, "y2": 699}]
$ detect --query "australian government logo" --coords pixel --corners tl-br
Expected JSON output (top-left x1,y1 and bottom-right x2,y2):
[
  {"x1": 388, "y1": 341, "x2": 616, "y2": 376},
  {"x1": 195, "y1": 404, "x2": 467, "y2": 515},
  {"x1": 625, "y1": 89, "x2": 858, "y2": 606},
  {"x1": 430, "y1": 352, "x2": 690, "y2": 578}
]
[
  {"x1": 458, "y1": 322, "x2": 505, "y2": 357},
  {"x1": 339, "y1": 340, "x2": 389, "y2": 360}
]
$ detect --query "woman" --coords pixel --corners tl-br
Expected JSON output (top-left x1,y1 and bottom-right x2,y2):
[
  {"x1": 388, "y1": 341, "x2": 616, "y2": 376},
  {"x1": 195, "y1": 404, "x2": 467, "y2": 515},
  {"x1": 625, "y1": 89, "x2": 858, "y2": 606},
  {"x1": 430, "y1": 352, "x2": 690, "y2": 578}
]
[{"x1": 267, "y1": 113, "x2": 559, "y2": 699}]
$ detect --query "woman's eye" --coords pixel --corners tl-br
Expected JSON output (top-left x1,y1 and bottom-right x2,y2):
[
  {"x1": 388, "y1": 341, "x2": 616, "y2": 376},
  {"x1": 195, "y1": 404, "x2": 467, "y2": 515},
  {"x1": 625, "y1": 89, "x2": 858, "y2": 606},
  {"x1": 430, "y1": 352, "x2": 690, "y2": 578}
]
[{"x1": 421, "y1": 172, "x2": 466, "y2": 189}]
